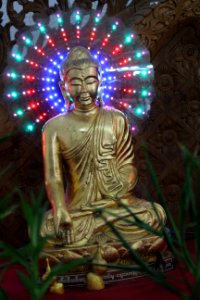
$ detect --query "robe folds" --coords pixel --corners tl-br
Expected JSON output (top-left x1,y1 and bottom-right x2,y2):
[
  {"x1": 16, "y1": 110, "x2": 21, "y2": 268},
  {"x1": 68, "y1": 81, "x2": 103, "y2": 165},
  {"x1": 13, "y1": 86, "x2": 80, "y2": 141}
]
[{"x1": 41, "y1": 107, "x2": 166, "y2": 247}]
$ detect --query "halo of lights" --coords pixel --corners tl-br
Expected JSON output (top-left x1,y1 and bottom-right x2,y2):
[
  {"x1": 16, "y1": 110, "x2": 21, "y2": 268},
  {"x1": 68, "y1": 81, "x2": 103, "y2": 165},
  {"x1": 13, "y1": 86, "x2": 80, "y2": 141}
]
[{"x1": 5, "y1": 10, "x2": 154, "y2": 134}]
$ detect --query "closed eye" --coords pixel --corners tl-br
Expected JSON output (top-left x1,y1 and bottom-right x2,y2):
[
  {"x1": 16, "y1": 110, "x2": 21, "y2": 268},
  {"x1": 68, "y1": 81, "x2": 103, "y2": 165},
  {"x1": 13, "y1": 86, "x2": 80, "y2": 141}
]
[
  {"x1": 85, "y1": 78, "x2": 98, "y2": 84},
  {"x1": 86, "y1": 80, "x2": 97, "y2": 84},
  {"x1": 71, "y1": 83, "x2": 82, "y2": 86}
]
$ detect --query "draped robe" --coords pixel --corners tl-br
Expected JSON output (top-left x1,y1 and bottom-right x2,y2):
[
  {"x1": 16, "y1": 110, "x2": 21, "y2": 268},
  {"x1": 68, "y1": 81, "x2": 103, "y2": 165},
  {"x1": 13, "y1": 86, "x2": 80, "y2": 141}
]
[{"x1": 41, "y1": 107, "x2": 166, "y2": 248}]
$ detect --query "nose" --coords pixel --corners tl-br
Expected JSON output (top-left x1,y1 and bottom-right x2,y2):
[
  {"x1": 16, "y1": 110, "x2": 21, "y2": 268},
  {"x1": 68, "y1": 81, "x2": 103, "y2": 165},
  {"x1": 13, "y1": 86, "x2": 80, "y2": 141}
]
[{"x1": 80, "y1": 81, "x2": 88, "y2": 93}]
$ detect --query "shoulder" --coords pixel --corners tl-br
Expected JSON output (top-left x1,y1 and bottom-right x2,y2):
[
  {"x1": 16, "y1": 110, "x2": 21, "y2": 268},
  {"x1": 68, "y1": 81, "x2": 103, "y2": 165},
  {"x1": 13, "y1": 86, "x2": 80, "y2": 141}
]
[
  {"x1": 102, "y1": 106, "x2": 127, "y2": 123},
  {"x1": 42, "y1": 113, "x2": 68, "y2": 133}
]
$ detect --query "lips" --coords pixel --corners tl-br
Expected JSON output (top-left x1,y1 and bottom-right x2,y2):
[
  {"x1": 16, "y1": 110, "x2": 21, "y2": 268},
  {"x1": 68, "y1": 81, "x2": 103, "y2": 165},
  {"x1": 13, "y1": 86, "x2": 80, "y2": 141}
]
[{"x1": 79, "y1": 97, "x2": 91, "y2": 102}]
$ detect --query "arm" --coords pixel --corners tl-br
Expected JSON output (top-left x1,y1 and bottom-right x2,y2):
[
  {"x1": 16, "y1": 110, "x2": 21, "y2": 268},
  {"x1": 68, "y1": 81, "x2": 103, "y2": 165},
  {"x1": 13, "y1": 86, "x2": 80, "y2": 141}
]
[
  {"x1": 113, "y1": 111, "x2": 138, "y2": 195},
  {"x1": 42, "y1": 122, "x2": 74, "y2": 243}
]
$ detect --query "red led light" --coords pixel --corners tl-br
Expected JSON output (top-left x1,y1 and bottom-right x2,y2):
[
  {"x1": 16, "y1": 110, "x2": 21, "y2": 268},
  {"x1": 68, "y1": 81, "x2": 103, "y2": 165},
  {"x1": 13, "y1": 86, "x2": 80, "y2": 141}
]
[
  {"x1": 25, "y1": 75, "x2": 35, "y2": 81},
  {"x1": 7, "y1": 11, "x2": 153, "y2": 133},
  {"x1": 112, "y1": 46, "x2": 121, "y2": 55},
  {"x1": 61, "y1": 31, "x2": 68, "y2": 42},
  {"x1": 25, "y1": 89, "x2": 36, "y2": 96},
  {"x1": 102, "y1": 37, "x2": 109, "y2": 47},
  {"x1": 37, "y1": 48, "x2": 45, "y2": 55}
]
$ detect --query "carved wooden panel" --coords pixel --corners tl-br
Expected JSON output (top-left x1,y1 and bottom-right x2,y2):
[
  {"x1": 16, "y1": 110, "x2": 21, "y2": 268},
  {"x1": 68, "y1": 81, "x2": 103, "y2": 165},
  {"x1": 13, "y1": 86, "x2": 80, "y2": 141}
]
[
  {"x1": 134, "y1": 24, "x2": 200, "y2": 217},
  {"x1": 132, "y1": 0, "x2": 200, "y2": 59},
  {"x1": 0, "y1": 0, "x2": 199, "y2": 246}
]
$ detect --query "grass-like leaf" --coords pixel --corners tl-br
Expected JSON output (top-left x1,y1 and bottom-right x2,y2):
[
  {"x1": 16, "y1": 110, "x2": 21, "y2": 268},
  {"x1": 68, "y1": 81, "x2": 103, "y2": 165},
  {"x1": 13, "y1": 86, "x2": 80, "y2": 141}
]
[
  {"x1": 0, "y1": 288, "x2": 10, "y2": 300},
  {"x1": 0, "y1": 191, "x2": 18, "y2": 220},
  {"x1": 39, "y1": 257, "x2": 89, "y2": 298},
  {"x1": 0, "y1": 164, "x2": 12, "y2": 178},
  {"x1": 0, "y1": 242, "x2": 29, "y2": 269}
]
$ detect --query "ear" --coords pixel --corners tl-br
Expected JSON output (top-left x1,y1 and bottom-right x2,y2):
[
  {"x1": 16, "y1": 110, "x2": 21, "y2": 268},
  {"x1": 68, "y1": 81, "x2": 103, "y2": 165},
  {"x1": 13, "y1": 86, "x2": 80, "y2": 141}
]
[
  {"x1": 97, "y1": 71, "x2": 102, "y2": 85},
  {"x1": 97, "y1": 80, "x2": 102, "y2": 95},
  {"x1": 59, "y1": 81, "x2": 68, "y2": 101}
]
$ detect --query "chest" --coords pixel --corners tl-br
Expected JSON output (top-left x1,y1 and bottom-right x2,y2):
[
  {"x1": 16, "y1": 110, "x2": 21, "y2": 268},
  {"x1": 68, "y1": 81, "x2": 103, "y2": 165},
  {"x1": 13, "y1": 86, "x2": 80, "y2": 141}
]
[
  {"x1": 58, "y1": 117, "x2": 94, "y2": 149},
  {"x1": 57, "y1": 111, "x2": 117, "y2": 152}
]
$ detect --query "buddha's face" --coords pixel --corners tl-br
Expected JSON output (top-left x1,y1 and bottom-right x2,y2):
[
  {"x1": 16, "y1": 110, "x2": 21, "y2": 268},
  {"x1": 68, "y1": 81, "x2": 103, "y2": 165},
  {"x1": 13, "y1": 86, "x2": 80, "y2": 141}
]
[{"x1": 61, "y1": 65, "x2": 99, "y2": 107}]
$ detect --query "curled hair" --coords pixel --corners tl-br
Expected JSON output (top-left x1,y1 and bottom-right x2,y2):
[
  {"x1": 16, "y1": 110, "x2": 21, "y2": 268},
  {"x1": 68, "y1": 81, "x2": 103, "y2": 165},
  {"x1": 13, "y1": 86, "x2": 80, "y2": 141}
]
[{"x1": 60, "y1": 46, "x2": 101, "y2": 80}]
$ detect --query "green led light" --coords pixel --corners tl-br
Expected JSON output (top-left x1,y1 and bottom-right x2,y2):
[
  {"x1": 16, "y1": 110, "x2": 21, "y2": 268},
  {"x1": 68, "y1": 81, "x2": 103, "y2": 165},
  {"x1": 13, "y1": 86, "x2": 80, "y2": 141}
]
[
  {"x1": 10, "y1": 72, "x2": 18, "y2": 79},
  {"x1": 135, "y1": 106, "x2": 143, "y2": 116},
  {"x1": 112, "y1": 24, "x2": 117, "y2": 31},
  {"x1": 141, "y1": 70, "x2": 148, "y2": 77},
  {"x1": 39, "y1": 25, "x2": 46, "y2": 33},
  {"x1": 16, "y1": 109, "x2": 24, "y2": 116},
  {"x1": 124, "y1": 35, "x2": 132, "y2": 44},
  {"x1": 95, "y1": 17, "x2": 100, "y2": 23},
  {"x1": 136, "y1": 52, "x2": 142, "y2": 58},
  {"x1": 25, "y1": 38, "x2": 31, "y2": 45},
  {"x1": 25, "y1": 124, "x2": 35, "y2": 132},
  {"x1": 76, "y1": 14, "x2": 81, "y2": 22},
  {"x1": 141, "y1": 89, "x2": 148, "y2": 97},
  {"x1": 57, "y1": 17, "x2": 63, "y2": 24},
  {"x1": 15, "y1": 54, "x2": 22, "y2": 61},
  {"x1": 11, "y1": 91, "x2": 18, "y2": 98}
]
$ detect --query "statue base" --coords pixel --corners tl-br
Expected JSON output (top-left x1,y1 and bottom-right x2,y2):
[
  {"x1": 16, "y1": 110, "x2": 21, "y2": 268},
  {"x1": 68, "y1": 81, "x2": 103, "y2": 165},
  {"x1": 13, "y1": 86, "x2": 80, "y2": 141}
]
[
  {"x1": 59, "y1": 257, "x2": 175, "y2": 287},
  {"x1": 40, "y1": 249, "x2": 175, "y2": 287}
]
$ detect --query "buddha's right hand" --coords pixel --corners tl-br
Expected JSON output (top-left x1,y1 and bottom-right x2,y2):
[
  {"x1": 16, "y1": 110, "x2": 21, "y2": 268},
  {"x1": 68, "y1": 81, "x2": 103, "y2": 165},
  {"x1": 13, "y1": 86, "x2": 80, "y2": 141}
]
[{"x1": 54, "y1": 207, "x2": 75, "y2": 245}]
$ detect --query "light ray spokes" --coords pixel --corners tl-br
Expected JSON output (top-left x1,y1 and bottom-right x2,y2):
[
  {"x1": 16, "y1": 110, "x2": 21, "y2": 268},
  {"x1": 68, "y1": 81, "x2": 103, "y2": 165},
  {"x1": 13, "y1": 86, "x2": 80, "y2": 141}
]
[{"x1": 5, "y1": 9, "x2": 153, "y2": 134}]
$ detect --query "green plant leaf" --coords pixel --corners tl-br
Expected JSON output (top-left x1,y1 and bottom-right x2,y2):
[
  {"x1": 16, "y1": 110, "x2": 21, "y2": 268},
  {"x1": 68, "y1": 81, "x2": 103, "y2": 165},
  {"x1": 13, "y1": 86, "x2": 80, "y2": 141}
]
[
  {"x1": 0, "y1": 242, "x2": 29, "y2": 269},
  {"x1": 0, "y1": 288, "x2": 10, "y2": 300},
  {"x1": 0, "y1": 191, "x2": 18, "y2": 220},
  {"x1": 100, "y1": 212, "x2": 164, "y2": 278},
  {"x1": 0, "y1": 164, "x2": 12, "y2": 178},
  {"x1": 17, "y1": 271, "x2": 42, "y2": 300},
  {"x1": 0, "y1": 133, "x2": 16, "y2": 144},
  {"x1": 17, "y1": 271, "x2": 34, "y2": 291},
  {"x1": 39, "y1": 257, "x2": 88, "y2": 298}
]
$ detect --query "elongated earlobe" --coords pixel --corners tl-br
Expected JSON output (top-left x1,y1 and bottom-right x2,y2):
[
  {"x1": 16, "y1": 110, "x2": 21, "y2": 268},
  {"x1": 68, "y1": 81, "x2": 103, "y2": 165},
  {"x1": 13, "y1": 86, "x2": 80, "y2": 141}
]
[
  {"x1": 97, "y1": 82, "x2": 103, "y2": 107},
  {"x1": 59, "y1": 81, "x2": 67, "y2": 100},
  {"x1": 97, "y1": 95, "x2": 104, "y2": 107},
  {"x1": 59, "y1": 81, "x2": 73, "y2": 112}
]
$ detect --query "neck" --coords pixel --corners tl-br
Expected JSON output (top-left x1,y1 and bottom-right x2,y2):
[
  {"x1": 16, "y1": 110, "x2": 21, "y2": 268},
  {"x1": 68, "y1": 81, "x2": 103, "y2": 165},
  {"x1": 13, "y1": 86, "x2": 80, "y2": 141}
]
[{"x1": 74, "y1": 101, "x2": 98, "y2": 114}]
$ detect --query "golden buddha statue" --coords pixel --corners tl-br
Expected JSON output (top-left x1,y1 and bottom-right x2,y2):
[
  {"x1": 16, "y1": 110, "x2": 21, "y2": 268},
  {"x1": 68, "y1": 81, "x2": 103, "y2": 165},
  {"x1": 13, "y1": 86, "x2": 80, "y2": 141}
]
[{"x1": 40, "y1": 46, "x2": 166, "y2": 267}]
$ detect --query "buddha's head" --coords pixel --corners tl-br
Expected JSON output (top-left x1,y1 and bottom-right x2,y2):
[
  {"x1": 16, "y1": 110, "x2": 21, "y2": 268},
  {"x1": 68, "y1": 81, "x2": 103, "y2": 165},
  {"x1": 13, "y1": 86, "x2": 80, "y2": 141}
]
[{"x1": 59, "y1": 46, "x2": 102, "y2": 109}]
